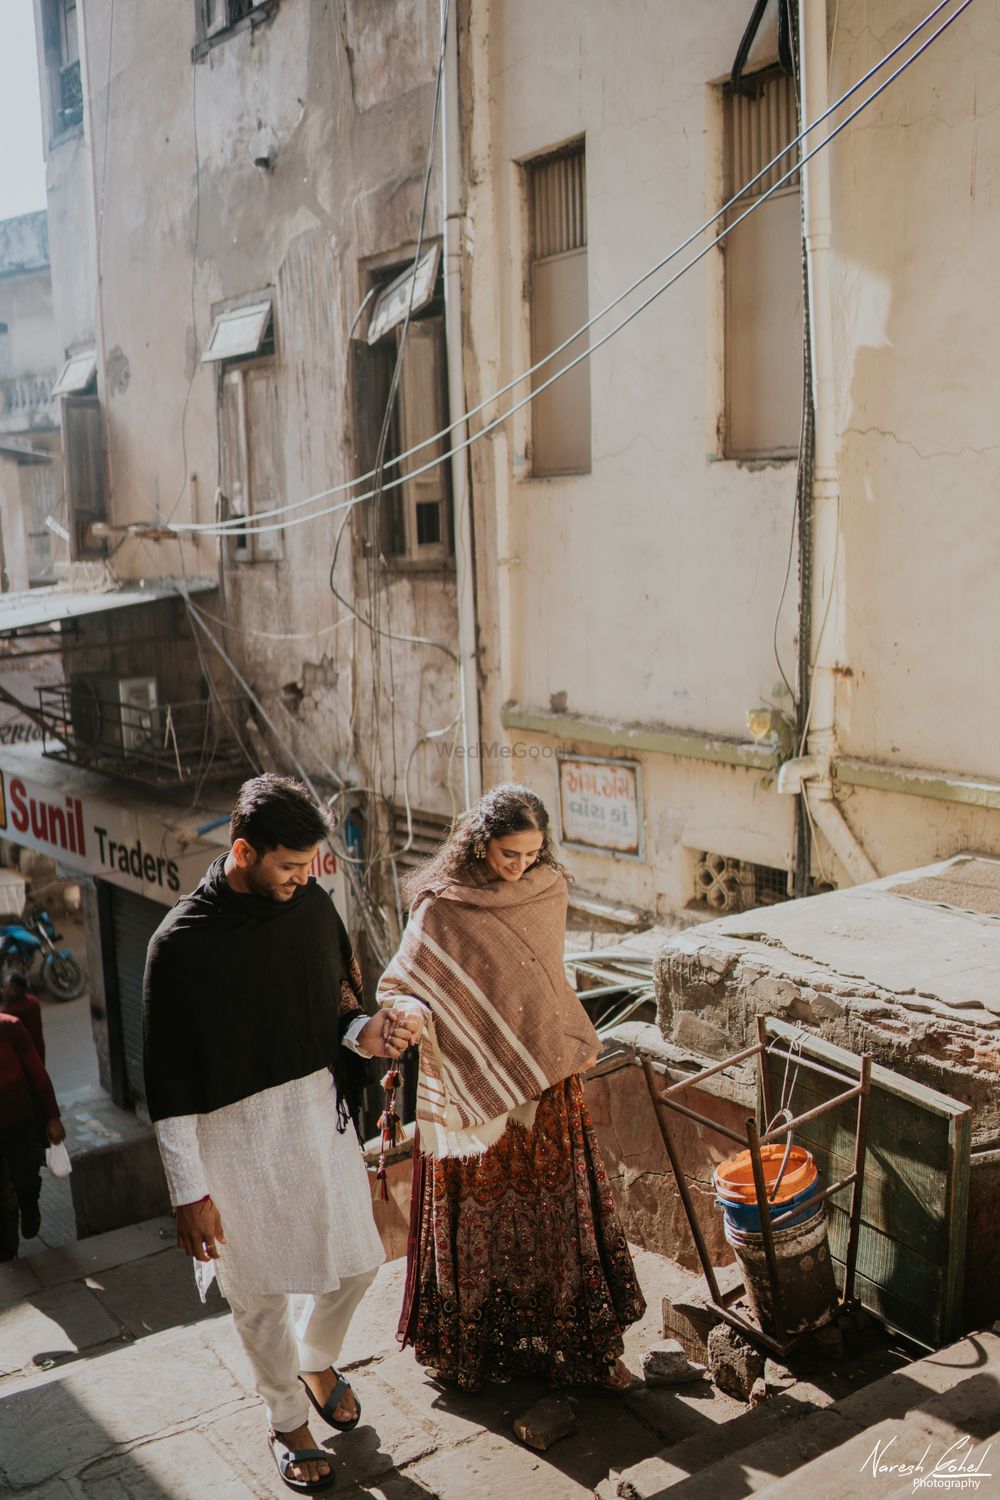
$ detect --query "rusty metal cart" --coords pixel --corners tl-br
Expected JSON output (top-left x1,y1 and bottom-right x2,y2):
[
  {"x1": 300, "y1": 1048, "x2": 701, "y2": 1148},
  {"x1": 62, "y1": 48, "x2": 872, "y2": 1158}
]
[{"x1": 641, "y1": 1015, "x2": 872, "y2": 1357}]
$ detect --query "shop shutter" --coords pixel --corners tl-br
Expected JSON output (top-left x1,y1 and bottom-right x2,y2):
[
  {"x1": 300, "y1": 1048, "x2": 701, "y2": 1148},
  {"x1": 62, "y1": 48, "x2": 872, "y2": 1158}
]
[{"x1": 108, "y1": 885, "x2": 167, "y2": 1113}]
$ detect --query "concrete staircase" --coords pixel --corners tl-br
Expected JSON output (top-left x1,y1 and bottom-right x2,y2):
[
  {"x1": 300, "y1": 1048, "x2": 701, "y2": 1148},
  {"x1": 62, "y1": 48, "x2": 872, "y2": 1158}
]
[{"x1": 611, "y1": 1326, "x2": 1000, "y2": 1500}]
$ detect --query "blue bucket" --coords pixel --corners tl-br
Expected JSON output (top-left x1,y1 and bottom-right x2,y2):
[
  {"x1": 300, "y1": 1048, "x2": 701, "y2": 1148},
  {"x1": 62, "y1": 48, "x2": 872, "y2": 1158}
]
[{"x1": 715, "y1": 1174, "x2": 823, "y2": 1233}]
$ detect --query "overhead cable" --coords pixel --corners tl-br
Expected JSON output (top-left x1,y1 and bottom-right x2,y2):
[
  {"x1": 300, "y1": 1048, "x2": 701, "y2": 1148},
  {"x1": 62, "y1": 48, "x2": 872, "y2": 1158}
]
[{"x1": 167, "y1": 0, "x2": 966, "y2": 540}]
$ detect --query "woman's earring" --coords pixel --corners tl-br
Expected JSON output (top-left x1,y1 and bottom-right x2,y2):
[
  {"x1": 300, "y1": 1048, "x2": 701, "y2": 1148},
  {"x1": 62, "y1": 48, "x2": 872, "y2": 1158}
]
[{"x1": 473, "y1": 838, "x2": 486, "y2": 860}]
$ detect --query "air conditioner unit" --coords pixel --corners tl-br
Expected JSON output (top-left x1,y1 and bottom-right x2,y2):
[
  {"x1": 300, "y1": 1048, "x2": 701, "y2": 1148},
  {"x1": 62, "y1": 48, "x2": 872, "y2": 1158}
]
[
  {"x1": 69, "y1": 674, "x2": 158, "y2": 756},
  {"x1": 118, "y1": 677, "x2": 159, "y2": 754}
]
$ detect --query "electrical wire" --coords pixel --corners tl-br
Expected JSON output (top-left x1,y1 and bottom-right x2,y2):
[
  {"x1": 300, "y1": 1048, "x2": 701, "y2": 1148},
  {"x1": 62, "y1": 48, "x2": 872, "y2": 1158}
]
[
  {"x1": 166, "y1": 0, "x2": 966, "y2": 540},
  {"x1": 163, "y1": 0, "x2": 976, "y2": 546}
]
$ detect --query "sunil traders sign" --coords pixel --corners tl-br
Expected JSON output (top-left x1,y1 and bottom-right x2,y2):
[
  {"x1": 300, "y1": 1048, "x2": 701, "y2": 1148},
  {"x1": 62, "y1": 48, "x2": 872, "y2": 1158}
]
[
  {"x1": 0, "y1": 767, "x2": 345, "y2": 909},
  {"x1": 556, "y1": 755, "x2": 644, "y2": 860}
]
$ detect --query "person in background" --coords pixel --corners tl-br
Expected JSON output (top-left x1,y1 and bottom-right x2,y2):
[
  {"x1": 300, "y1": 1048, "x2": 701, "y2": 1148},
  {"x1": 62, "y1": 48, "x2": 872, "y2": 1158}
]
[
  {"x1": 144, "y1": 774, "x2": 423, "y2": 1495},
  {"x1": 1, "y1": 972, "x2": 45, "y2": 1062},
  {"x1": 0, "y1": 1010, "x2": 64, "y2": 1257},
  {"x1": 378, "y1": 783, "x2": 646, "y2": 1392}
]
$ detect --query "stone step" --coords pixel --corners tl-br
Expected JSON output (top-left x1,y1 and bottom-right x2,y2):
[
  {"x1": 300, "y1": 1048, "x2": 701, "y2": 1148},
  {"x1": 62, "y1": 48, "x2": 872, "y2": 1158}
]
[{"x1": 612, "y1": 1325, "x2": 1000, "y2": 1499}]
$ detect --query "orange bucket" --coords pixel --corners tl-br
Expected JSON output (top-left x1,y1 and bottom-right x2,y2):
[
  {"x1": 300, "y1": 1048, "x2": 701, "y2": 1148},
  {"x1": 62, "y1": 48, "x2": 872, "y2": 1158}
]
[{"x1": 714, "y1": 1144, "x2": 817, "y2": 1205}]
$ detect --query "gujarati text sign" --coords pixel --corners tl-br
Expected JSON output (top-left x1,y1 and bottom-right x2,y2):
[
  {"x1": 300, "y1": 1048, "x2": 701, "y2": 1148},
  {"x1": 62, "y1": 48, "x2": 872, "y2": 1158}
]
[{"x1": 557, "y1": 756, "x2": 643, "y2": 859}]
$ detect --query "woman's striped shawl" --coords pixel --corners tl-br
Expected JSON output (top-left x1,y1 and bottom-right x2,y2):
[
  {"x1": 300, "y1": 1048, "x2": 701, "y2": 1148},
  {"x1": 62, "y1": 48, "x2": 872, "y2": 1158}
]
[{"x1": 377, "y1": 865, "x2": 599, "y2": 1158}]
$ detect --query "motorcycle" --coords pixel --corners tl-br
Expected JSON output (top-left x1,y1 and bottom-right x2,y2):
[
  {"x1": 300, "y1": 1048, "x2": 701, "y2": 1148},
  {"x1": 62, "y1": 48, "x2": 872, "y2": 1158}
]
[{"x1": 0, "y1": 910, "x2": 86, "y2": 1001}]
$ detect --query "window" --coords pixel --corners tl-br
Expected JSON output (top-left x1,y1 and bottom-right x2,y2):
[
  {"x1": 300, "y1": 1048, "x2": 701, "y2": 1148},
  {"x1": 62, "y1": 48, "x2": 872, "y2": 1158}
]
[
  {"x1": 195, "y1": 0, "x2": 276, "y2": 51},
  {"x1": 525, "y1": 142, "x2": 590, "y2": 477},
  {"x1": 722, "y1": 69, "x2": 804, "y2": 459},
  {"x1": 40, "y1": 0, "x2": 82, "y2": 135},
  {"x1": 352, "y1": 249, "x2": 451, "y2": 565},
  {"x1": 63, "y1": 396, "x2": 107, "y2": 559},
  {"x1": 219, "y1": 360, "x2": 283, "y2": 564}
]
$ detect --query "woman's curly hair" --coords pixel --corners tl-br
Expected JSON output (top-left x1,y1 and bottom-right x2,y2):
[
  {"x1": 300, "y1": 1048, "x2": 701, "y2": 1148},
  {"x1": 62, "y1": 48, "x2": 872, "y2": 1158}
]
[{"x1": 402, "y1": 783, "x2": 566, "y2": 905}]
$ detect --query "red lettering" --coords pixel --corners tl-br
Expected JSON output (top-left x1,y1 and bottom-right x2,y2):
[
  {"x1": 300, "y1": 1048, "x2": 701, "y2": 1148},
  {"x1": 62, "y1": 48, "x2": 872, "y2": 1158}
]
[
  {"x1": 10, "y1": 778, "x2": 28, "y2": 834},
  {"x1": 30, "y1": 801, "x2": 49, "y2": 841},
  {"x1": 75, "y1": 800, "x2": 86, "y2": 857}
]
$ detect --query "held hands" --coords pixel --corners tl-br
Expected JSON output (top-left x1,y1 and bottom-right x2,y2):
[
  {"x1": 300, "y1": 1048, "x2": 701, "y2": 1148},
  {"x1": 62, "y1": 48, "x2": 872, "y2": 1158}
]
[
  {"x1": 358, "y1": 1004, "x2": 427, "y2": 1060},
  {"x1": 47, "y1": 1118, "x2": 66, "y2": 1145},
  {"x1": 175, "y1": 1197, "x2": 227, "y2": 1262}
]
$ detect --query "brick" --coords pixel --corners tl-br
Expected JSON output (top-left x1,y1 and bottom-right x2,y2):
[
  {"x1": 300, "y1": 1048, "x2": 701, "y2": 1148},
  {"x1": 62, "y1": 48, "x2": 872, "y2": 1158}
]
[{"x1": 513, "y1": 1396, "x2": 577, "y2": 1451}]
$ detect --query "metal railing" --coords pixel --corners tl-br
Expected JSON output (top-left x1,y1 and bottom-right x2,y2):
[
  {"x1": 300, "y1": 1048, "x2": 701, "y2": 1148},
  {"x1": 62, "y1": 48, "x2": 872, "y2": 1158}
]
[{"x1": 36, "y1": 683, "x2": 252, "y2": 788}]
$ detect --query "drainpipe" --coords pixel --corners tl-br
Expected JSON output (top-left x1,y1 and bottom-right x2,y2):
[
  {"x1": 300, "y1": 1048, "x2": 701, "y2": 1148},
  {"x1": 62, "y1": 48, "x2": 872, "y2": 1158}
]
[
  {"x1": 441, "y1": 0, "x2": 482, "y2": 807},
  {"x1": 778, "y1": 2, "x2": 877, "y2": 885}
]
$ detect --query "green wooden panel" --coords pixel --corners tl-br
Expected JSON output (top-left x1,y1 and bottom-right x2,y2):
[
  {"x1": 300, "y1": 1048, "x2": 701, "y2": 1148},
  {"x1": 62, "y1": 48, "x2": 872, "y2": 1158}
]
[{"x1": 763, "y1": 1018, "x2": 971, "y2": 1347}]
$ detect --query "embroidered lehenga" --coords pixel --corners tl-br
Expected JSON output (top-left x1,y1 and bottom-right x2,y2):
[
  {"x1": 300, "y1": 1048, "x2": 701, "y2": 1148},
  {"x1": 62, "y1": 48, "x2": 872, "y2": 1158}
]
[{"x1": 379, "y1": 864, "x2": 645, "y2": 1389}]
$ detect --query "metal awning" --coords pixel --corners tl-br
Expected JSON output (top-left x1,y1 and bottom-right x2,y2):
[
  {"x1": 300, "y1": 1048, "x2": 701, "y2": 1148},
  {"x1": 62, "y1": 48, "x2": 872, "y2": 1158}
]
[
  {"x1": 0, "y1": 580, "x2": 213, "y2": 638},
  {"x1": 367, "y1": 244, "x2": 441, "y2": 345},
  {"x1": 51, "y1": 349, "x2": 97, "y2": 397},
  {"x1": 201, "y1": 300, "x2": 272, "y2": 362}
]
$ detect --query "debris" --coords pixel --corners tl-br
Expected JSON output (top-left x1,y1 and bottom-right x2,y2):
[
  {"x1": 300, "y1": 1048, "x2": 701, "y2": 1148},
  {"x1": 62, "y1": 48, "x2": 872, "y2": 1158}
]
[
  {"x1": 763, "y1": 1357, "x2": 797, "y2": 1394},
  {"x1": 707, "y1": 1322, "x2": 765, "y2": 1401},
  {"x1": 640, "y1": 1339, "x2": 706, "y2": 1386},
  {"x1": 513, "y1": 1395, "x2": 577, "y2": 1451},
  {"x1": 811, "y1": 1322, "x2": 845, "y2": 1359}
]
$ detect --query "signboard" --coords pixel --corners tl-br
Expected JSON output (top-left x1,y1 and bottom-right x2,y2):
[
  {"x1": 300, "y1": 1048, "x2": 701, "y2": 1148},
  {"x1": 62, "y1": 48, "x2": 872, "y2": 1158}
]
[
  {"x1": 0, "y1": 764, "x2": 347, "y2": 912},
  {"x1": 556, "y1": 755, "x2": 644, "y2": 860}
]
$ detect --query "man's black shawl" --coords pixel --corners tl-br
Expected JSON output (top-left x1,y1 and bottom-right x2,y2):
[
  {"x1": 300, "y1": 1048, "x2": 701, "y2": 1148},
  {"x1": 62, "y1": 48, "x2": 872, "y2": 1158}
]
[{"x1": 143, "y1": 855, "x2": 370, "y2": 1124}]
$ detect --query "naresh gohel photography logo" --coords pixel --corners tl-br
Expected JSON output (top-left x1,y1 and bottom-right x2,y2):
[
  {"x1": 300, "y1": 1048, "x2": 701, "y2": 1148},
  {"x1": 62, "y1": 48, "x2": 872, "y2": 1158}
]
[{"x1": 862, "y1": 1435, "x2": 992, "y2": 1492}]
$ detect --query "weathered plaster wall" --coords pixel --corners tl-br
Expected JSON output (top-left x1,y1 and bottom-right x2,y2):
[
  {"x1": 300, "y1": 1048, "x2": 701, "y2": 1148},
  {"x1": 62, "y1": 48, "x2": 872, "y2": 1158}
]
[
  {"x1": 829, "y1": 4, "x2": 1000, "y2": 787},
  {"x1": 462, "y1": 0, "x2": 798, "y2": 914},
  {"x1": 42, "y1": 0, "x2": 462, "y2": 829}
]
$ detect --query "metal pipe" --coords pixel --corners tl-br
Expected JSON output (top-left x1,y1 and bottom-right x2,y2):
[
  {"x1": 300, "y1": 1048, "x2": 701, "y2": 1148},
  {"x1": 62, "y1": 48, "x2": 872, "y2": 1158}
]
[
  {"x1": 441, "y1": 0, "x2": 481, "y2": 808},
  {"x1": 843, "y1": 1053, "x2": 872, "y2": 1303},
  {"x1": 746, "y1": 1117, "x2": 787, "y2": 1343},
  {"x1": 659, "y1": 1041, "x2": 762, "y2": 1097},
  {"x1": 641, "y1": 1057, "x2": 723, "y2": 1305},
  {"x1": 760, "y1": 1083, "x2": 864, "y2": 1143},
  {"x1": 647, "y1": 1092, "x2": 747, "y2": 1147}
]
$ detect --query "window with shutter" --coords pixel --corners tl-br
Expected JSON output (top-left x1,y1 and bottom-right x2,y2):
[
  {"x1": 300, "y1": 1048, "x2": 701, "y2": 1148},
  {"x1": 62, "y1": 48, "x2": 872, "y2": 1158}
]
[
  {"x1": 722, "y1": 69, "x2": 804, "y2": 459},
  {"x1": 353, "y1": 249, "x2": 452, "y2": 565},
  {"x1": 526, "y1": 142, "x2": 590, "y2": 477},
  {"x1": 63, "y1": 395, "x2": 107, "y2": 559},
  {"x1": 217, "y1": 360, "x2": 283, "y2": 564}
]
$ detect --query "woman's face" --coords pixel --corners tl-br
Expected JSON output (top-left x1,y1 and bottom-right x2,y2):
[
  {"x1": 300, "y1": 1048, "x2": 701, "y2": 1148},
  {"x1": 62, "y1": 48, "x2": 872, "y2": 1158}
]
[{"x1": 484, "y1": 828, "x2": 544, "y2": 882}]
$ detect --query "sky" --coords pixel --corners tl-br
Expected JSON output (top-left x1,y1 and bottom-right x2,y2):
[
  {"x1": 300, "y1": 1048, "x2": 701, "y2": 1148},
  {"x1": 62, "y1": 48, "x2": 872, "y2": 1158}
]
[{"x1": 0, "y1": 0, "x2": 47, "y2": 223}]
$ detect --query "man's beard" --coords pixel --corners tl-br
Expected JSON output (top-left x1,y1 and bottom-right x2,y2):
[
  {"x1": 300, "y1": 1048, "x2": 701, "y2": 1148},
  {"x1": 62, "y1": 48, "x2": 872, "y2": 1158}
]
[{"x1": 243, "y1": 863, "x2": 291, "y2": 902}]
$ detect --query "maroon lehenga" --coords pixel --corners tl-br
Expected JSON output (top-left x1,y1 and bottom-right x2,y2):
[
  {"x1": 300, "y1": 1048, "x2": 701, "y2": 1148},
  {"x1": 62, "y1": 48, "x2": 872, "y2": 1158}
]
[{"x1": 398, "y1": 1074, "x2": 646, "y2": 1389}]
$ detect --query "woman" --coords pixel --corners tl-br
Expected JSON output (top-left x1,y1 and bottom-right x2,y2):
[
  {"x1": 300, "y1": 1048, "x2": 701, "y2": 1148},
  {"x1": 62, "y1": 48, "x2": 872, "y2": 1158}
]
[{"x1": 378, "y1": 783, "x2": 645, "y2": 1390}]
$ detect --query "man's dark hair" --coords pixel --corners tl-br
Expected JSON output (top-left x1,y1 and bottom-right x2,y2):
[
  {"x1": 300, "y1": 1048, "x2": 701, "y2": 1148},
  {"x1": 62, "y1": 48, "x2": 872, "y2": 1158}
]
[
  {"x1": 230, "y1": 774, "x2": 334, "y2": 854},
  {"x1": 2, "y1": 971, "x2": 28, "y2": 993}
]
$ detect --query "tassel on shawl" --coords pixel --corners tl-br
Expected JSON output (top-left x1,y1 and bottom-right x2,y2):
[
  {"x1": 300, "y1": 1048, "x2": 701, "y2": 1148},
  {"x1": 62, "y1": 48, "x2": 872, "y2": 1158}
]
[{"x1": 374, "y1": 1064, "x2": 403, "y2": 1202}]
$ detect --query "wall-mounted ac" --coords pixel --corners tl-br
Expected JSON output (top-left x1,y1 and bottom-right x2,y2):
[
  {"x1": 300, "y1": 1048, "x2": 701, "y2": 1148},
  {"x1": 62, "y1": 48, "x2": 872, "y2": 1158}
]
[{"x1": 69, "y1": 674, "x2": 159, "y2": 756}]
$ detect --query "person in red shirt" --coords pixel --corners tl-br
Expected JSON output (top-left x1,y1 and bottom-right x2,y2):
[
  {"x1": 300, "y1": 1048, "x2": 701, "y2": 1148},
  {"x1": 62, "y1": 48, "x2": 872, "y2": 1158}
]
[
  {"x1": 1, "y1": 972, "x2": 45, "y2": 1062},
  {"x1": 0, "y1": 1012, "x2": 64, "y2": 1258}
]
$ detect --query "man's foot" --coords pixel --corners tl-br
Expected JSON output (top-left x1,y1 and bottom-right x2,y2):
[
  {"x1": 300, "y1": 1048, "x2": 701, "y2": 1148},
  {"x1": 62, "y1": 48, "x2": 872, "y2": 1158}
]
[
  {"x1": 300, "y1": 1367, "x2": 358, "y2": 1426},
  {"x1": 269, "y1": 1424, "x2": 333, "y2": 1490}
]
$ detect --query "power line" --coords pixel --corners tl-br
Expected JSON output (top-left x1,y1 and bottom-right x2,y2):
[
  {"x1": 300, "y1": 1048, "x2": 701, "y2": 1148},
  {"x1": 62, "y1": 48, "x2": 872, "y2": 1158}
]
[{"x1": 166, "y1": 0, "x2": 966, "y2": 541}]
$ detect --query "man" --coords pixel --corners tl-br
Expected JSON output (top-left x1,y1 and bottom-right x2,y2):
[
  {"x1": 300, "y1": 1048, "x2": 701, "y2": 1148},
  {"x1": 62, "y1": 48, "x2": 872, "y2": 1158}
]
[
  {"x1": 1, "y1": 972, "x2": 45, "y2": 1062},
  {"x1": 144, "y1": 775, "x2": 423, "y2": 1494},
  {"x1": 0, "y1": 1009, "x2": 64, "y2": 1259}
]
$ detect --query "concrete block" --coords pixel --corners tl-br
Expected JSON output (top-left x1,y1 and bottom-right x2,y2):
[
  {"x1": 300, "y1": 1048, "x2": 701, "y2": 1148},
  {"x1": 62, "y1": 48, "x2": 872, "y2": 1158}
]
[
  {"x1": 79, "y1": 1429, "x2": 258, "y2": 1499},
  {"x1": 0, "y1": 1256, "x2": 41, "y2": 1311},
  {"x1": 411, "y1": 1429, "x2": 597, "y2": 1500},
  {"x1": 513, "y1": 1396, "x2": 577, "y2": 1451},
  {"x1": 661, "y1": 1262, "x2": 742, "y2": 1362},
  {"x1": 28, "y1": 1218, "x2": 175, "y2": 1289},
  {"x1": 69, "y1": 1135, "x2": 170, "y2": 1240},
  {"x1": 640, "y1": 1340, "x2": 706, "y2": 1386},
  {"x1": 0, "y1": 1330, "x2": 250, "y2": 1486},
  {"x1": 0, "y1": 1283, "x2": 121, "y2": 1380},
  {"x1": 87, "y1": 1249, "x2": 223, "y2": 1340}
]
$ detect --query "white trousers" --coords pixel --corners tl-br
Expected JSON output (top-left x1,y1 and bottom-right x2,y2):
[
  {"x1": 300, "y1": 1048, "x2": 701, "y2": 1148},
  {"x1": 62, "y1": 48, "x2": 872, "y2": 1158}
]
[{"x1": 227, "y1": 1269, "x2": 377, "y2": 1431}]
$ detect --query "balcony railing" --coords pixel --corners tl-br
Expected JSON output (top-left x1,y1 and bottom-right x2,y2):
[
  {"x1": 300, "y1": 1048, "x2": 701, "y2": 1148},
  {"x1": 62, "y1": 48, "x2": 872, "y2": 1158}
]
[
  {"x1": 0, "y1": 374, "x2": 58, "y2": 435},
  {"x1": 36, "y1": 683, "x2": 253, "y2": 789}
]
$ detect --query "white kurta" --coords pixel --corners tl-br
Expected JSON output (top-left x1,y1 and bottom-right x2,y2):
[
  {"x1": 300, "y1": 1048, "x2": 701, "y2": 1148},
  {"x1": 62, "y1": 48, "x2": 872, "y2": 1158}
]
[{"x1": 154, "y1": 1065, "x2": 385, "y2": 1300}]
